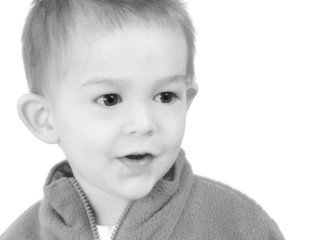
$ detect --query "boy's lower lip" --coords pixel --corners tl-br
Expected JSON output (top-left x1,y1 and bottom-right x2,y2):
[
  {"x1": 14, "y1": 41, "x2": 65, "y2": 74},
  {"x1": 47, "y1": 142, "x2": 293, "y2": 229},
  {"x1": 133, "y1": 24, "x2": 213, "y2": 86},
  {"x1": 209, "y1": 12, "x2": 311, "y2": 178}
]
[{"x1": 118, "y1": 155, "x2": 154, "y2": 172}]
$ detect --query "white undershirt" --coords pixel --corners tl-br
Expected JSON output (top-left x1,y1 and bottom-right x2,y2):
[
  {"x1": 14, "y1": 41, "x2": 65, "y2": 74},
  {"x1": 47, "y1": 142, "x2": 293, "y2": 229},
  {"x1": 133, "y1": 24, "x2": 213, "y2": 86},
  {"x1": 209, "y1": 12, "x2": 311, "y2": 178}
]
[{"x1": 97, "y1": 225, "x2": 116, "y2": 240}]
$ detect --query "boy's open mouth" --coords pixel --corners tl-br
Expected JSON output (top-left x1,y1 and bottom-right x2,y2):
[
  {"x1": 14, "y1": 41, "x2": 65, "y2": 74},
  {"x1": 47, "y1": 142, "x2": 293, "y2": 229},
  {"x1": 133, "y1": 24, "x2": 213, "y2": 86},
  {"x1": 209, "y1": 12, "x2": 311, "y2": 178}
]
[
  {"x1": 119, "y1": 153, "x2": 154, "y2": 171},
  {"x1": 125, "y1": 153, "x2": 153, "y2": 160}
]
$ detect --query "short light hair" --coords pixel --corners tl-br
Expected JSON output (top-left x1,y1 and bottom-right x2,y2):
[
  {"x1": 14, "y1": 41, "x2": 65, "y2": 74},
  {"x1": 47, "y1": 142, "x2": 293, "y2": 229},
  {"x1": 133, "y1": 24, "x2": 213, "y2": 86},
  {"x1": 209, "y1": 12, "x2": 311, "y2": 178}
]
[{"x1": 22, "y1": 0, "x2": 196, "y2": 95}]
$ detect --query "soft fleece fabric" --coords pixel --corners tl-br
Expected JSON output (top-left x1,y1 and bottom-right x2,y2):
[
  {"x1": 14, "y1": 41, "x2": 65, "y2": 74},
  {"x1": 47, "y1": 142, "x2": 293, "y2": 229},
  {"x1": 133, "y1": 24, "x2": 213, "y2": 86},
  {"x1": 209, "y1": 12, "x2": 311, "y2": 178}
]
[{"x1": 1, "y1": 150, "x2": 285, "y2": 240}]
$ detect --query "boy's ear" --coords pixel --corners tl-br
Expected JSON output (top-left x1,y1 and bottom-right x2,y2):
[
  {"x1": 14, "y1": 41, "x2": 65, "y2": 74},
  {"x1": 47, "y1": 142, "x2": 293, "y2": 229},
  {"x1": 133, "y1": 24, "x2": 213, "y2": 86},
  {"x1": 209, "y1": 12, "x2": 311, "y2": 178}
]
[
  {"x1": 186, "y1": 81, "x2": 198, "y2": 110},
  {"x1": 17, "y1": 94, "x2": 59, "y2": 144}
]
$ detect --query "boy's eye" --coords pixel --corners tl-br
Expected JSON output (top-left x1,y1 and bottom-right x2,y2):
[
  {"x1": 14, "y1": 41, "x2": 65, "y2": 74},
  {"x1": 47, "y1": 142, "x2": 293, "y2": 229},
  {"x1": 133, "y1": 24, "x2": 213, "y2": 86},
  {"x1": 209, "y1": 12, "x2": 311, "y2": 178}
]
[
  {"x1": 96, "y1": 94, "x2": 121, "y2": 106},
  {"x1": 154, "y1": 92, "x2": 177, "y2": 104}
]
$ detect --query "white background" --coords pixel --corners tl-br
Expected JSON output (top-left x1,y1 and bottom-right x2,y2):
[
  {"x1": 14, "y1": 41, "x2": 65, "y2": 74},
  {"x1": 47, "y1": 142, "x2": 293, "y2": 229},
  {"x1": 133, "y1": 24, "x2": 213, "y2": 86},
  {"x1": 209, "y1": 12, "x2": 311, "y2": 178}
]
[{"x1": 0, "y1": 1, "x2": 319, "y2": 239}]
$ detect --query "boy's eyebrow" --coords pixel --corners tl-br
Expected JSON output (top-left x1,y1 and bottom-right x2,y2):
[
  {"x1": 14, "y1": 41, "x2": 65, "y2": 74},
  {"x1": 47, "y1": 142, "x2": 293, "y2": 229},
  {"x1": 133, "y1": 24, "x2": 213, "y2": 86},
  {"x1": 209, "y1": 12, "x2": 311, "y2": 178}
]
[
  {"x1": 82, "y1": 77, "x2": 129, "y2": 87},
  {"x1": 81, "y1": 75, "x2": 187, "y2": 87},
  {"x1": 157, "y1": 75, "x2": 187, "y2": 85}
]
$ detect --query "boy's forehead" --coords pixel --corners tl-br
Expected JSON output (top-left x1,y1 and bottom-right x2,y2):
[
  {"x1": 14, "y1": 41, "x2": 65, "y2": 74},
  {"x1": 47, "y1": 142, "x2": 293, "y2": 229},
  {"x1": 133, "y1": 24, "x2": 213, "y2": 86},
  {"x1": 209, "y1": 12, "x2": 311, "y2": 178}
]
[{"x1": 60, "y1": 23, "x2": 188, "y2": 84}]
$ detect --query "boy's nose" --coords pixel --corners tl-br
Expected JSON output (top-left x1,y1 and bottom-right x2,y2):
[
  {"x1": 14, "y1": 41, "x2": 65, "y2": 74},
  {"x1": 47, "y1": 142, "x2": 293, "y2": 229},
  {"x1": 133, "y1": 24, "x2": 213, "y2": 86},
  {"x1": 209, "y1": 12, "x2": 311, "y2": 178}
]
[{"x1": 122, "y1": 103, "x2": 157, "y2": 137}]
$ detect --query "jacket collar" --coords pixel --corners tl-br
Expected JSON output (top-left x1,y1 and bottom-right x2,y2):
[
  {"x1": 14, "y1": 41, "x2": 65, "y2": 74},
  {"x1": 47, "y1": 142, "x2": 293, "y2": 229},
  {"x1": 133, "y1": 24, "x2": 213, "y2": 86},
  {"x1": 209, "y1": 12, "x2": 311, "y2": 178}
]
[{"x1": 42, "y1": 149, "x2": 194, "y2": 239}]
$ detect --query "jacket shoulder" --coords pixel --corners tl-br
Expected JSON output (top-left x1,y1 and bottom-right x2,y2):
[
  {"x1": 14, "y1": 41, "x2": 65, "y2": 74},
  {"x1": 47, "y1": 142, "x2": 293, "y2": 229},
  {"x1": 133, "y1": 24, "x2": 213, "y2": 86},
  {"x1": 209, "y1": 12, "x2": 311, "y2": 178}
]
[
  {"x1": 187, "y1": 175, "x2": 285, "y2": 239},
  {"x1": 193, "y1": 175, "x2": 266, "y2": 212},
  {"x1": 0, "y1": 201, "x2": 41, "y2": 240}
]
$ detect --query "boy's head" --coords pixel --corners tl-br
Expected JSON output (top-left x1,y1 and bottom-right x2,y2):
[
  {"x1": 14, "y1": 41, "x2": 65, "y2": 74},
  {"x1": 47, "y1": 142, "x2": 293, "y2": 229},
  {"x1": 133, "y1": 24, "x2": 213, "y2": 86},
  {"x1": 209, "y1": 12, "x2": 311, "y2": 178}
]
[{"x1": 18, "y1": 0, "x2": 197, "y2": 203}]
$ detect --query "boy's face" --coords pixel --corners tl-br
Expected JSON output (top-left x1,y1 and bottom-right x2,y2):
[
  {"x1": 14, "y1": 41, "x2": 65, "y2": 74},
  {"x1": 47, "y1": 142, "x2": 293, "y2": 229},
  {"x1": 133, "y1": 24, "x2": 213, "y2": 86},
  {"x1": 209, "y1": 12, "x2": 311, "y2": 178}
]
[{"x1": 48, "y1": 23, "x2": 192, "y2": 201}]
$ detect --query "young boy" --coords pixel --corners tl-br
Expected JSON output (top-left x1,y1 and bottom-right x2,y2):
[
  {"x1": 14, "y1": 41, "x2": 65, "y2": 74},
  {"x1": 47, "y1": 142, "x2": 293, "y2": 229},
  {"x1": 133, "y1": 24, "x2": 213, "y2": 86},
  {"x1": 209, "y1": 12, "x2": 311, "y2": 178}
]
[{"x1": 1, "y1": 0, "x2": 285, "y2": 239}]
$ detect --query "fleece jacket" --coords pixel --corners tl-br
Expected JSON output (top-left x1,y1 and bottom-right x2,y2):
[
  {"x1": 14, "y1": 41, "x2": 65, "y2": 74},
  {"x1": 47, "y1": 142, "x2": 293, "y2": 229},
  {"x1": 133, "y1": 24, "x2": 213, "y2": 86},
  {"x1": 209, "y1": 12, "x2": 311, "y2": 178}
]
[{"x1": 1, "y1": 150, "x2": 285, "y2": 240}]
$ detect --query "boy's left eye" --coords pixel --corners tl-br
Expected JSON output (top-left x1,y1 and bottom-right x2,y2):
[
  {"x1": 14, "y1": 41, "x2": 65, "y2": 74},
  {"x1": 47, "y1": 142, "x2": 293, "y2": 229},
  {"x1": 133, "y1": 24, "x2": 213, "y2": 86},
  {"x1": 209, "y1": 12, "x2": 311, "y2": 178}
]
[{"x1": 154, "y1": 92, "x2": 177, "y2": 104}]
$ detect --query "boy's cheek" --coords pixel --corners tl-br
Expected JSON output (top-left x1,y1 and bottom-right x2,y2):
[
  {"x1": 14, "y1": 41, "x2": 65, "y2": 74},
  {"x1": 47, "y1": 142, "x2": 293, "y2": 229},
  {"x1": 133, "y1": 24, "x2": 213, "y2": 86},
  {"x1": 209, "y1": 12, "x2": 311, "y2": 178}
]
[{"x1": 163, "y1": 118, "x2": 186, "y2": 144}]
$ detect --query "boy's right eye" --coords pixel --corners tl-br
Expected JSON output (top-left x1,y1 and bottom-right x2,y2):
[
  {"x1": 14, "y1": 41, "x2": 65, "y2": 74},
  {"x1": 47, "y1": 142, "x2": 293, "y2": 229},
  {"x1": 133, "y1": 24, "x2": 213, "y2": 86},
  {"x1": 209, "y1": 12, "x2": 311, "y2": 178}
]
[{"x1": 96, "y1": 94, "x2": 122, "y2": 106}]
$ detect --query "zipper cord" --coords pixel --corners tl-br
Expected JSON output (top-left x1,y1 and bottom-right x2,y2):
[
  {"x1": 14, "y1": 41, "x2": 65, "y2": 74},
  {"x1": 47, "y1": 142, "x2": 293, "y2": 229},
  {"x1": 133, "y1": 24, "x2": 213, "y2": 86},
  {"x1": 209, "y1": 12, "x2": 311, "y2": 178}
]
[
  {"x1": 110, "y1": 200, "x2": 133, "y2": 240},
  {"x1": 71, "y1": 178, "x2": 101, "y2": 240}
]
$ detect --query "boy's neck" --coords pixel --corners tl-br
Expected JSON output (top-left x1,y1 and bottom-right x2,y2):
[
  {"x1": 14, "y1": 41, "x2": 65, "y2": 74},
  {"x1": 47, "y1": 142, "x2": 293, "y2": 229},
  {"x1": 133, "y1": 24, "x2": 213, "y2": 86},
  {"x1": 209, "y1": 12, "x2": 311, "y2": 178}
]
[{"x1": 91, "y1": 194, "x2": 130, "y2": 226}]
